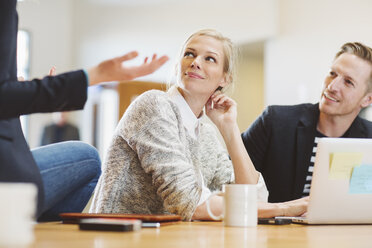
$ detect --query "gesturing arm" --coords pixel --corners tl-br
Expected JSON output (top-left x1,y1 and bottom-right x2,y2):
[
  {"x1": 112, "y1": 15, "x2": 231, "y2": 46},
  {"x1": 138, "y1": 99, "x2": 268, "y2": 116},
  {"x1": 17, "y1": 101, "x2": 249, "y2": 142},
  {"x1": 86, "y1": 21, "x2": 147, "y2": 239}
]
[
  {"x1": 0, "y1": 70, "x2": 88, "y2": 119},
  {"x1": 0, "y1": 51, "x2": 168, "y2": 119}
]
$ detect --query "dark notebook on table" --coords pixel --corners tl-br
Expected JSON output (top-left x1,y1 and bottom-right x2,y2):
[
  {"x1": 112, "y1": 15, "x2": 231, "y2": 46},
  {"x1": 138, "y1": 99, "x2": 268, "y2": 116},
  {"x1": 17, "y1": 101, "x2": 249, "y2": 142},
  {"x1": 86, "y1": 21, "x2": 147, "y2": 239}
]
[{"x1": 60, "y1": 212, "x2": 182, "y2": 224}]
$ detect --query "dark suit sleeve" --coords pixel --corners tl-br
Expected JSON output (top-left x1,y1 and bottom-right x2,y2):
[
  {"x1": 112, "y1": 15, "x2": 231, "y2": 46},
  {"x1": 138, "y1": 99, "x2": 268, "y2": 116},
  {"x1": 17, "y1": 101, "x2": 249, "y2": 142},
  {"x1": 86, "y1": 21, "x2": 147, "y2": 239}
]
[
  {"x1": 0, "y1": 70, "x2": 88, "y2": 119},
  {"x1": 241, "y1": 106, "x2": 272, "y2": 172}
]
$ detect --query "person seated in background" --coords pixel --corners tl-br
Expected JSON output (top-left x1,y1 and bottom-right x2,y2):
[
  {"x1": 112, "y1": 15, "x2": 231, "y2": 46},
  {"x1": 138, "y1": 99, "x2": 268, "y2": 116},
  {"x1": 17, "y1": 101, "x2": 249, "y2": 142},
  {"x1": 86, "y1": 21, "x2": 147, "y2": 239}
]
[
  {"x1": 242, "y1": 42, "x2": 372, "y2": 203},
  {"x1": 0, "y1": 0, "x2": 169, "y2": 222},
  {"x1": 90, "y1": 29, "x2": 308, "y2": 221},
  {"x1": 41, "y1": 112, "x2": 80, "y2": 146}
]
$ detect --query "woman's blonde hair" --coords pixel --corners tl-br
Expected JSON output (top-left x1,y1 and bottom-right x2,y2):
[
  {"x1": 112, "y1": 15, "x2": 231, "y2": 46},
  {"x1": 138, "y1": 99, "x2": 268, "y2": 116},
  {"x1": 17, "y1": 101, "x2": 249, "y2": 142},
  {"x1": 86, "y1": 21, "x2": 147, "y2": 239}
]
[{"x1": 174, "y1": 29, "x2": 237, "y2": 92}]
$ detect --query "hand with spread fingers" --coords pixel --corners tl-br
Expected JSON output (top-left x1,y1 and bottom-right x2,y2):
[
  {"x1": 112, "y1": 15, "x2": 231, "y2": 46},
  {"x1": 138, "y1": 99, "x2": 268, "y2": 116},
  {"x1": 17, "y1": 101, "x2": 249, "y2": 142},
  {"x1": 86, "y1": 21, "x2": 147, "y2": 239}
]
[{"x1": 88, "y1": 51, "x2": 169, "y2": 86}]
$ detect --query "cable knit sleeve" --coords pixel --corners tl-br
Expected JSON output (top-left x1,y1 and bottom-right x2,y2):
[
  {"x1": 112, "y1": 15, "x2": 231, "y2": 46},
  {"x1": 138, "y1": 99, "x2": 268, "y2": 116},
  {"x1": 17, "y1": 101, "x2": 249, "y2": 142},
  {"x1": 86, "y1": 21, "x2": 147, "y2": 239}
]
[
  {"x1": 120, "y1": 91, "x2": 201, "y2": 220},
  {"x1": 201, "y1": 124, "x2": 234, "y2": 191}
]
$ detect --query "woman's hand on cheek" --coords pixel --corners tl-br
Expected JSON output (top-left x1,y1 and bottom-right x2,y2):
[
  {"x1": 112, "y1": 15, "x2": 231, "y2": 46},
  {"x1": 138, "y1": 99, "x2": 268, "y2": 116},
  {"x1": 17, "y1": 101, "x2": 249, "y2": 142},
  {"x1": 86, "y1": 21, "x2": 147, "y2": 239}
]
[{"x1": 206, "y1": 92, "x2": 237, "y2": 129}]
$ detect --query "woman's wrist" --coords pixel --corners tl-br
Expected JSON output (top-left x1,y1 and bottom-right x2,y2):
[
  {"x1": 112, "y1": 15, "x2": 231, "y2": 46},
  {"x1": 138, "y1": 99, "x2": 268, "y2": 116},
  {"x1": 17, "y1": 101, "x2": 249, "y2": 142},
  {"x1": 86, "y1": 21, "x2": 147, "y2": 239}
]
[{"x1": 219, "y1": 122, "x2": 240, "y2": 141}]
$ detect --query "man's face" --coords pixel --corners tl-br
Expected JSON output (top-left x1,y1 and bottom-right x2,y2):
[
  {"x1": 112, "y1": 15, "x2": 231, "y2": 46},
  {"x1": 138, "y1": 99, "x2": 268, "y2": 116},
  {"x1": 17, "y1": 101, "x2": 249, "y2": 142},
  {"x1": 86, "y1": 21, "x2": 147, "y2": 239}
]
[{"x1": 319, "y1": 53, "x2": 372, "y2": 118}]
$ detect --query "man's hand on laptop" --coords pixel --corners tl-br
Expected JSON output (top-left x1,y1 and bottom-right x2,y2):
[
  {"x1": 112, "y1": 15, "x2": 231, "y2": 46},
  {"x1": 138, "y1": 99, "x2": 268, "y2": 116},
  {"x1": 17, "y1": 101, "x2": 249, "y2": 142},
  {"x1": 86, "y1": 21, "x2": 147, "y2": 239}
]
[
  {"x1": 279, "y1": 196, "x2": 309, "y2": 217},
  {"x1": 258, "y1": 197, "x2": 309, "y2": 218}
]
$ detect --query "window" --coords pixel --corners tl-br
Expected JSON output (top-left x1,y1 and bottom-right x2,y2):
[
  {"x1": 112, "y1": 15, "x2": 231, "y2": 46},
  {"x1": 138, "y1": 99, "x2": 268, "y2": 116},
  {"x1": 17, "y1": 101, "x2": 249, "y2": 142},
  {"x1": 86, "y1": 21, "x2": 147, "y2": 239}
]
[
  {"x1": 17, "y1": 30, "x2": 30, "y2": 80},
  {"x1": 17, "y1": 30, "x2": 31, "y2": 137}
]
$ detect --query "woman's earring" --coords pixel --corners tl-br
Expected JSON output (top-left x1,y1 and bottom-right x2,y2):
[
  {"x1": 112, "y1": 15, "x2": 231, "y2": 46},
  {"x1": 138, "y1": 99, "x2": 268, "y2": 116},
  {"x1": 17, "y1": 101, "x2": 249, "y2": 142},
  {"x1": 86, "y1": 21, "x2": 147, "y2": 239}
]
[{"x1": 215, "y1": 86, "x2": 223, "y2": 92}]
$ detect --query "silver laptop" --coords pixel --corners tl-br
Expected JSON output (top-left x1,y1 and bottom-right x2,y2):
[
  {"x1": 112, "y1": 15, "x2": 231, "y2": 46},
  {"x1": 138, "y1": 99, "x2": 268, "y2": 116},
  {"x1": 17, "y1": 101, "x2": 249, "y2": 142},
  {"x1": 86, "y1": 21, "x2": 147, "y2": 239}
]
[{"x1": 291, "y1": 138, "x2": 372, "y2": 224}]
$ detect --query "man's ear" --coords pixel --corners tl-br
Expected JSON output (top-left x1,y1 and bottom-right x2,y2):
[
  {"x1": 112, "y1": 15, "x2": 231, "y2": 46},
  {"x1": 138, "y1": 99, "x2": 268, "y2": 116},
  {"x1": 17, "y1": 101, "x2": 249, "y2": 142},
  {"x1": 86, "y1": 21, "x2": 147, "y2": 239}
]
[{"x1": 361, "y1": 92, "x2": 372, "y2": 108}]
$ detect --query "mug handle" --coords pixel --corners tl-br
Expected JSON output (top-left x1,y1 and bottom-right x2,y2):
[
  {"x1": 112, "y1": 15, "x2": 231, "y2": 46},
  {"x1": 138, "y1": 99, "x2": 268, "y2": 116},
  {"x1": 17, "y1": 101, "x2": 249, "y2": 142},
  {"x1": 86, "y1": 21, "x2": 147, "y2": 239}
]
[{"x1": 205, "y1": 191, "x2": 224, "y2": 221}]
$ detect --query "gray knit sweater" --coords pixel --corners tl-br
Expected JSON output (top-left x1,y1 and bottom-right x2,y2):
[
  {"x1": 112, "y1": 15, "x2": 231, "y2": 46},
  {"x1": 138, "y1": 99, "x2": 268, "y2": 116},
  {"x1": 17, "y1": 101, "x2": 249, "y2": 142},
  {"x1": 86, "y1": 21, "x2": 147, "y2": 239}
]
[{"x1": 90, "y1": 90, "x2": 233, "y2": 220}]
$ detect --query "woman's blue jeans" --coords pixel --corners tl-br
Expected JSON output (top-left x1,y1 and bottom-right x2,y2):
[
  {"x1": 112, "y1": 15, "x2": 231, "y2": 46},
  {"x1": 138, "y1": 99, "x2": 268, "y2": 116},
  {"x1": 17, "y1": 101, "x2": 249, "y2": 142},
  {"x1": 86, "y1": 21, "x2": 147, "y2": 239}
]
[{"x1": 31, "y1": 141, "x2": 101, "y2": 222}]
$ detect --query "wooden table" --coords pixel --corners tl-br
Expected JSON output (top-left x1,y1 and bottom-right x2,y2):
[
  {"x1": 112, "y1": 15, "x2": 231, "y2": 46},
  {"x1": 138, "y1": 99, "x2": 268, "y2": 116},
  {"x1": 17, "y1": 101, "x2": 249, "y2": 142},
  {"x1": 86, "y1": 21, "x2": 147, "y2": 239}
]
[{"x1": 30, "y1": 221, "x2": 372, "y2": 248}]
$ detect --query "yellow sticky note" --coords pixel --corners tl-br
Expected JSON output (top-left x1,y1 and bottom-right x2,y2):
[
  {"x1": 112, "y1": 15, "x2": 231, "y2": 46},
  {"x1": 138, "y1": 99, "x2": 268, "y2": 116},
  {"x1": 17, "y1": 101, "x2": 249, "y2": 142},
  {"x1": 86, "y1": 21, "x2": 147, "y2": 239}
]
[{"x1": 329, "y1": 152, "x2": 363, "y2": 179}]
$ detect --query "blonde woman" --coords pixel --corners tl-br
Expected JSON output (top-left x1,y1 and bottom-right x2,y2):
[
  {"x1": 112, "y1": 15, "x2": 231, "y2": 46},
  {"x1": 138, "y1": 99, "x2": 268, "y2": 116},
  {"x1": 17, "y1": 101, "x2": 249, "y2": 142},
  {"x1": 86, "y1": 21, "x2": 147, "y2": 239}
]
[{"x1": 90, "y1": 29, "x2": 308, "y2": 220}]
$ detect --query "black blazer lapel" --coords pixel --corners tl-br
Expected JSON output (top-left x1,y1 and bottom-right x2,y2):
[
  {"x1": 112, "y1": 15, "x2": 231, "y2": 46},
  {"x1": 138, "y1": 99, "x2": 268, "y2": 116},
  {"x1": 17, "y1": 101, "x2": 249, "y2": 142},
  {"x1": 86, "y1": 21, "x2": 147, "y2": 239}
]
[
  {"x1": 293, "y1": 104, "x2": 319, "y2": 199},
  {"x1": 345, "y1": 117, "x2": 367, "y2": 138}
]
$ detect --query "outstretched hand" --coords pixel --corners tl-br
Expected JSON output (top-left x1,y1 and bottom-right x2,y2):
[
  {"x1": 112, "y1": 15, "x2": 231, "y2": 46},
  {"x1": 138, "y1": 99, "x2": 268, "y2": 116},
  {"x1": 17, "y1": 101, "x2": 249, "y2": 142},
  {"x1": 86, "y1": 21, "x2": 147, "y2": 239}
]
[{"x1": 88, "y1": 51, "x2": 169, "y2": 86}]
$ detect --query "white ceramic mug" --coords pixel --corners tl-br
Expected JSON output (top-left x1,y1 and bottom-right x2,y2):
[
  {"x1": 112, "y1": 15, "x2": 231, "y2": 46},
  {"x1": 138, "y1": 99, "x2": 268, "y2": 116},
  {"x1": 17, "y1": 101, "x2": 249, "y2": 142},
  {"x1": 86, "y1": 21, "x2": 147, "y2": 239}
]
[
  {"x1": 0, "y1": 183, "x2": 37, "y2": 246},
  {"x1": 206, "y1": 184, "x2": 257, "y2": 227}
]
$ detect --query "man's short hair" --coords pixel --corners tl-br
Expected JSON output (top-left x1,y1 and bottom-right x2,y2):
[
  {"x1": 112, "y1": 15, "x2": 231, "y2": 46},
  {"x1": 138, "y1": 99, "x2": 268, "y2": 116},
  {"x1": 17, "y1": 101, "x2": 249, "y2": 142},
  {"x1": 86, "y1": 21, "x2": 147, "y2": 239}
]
[{"x1": 335, "y1": 42, "x2": 372, "y2": 92}]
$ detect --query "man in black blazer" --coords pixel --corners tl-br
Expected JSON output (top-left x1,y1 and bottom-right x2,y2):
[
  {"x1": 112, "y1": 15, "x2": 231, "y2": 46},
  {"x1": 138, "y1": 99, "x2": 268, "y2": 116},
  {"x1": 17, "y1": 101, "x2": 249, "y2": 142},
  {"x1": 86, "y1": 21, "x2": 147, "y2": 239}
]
[
  {"x1": 0, "y1": 0, "x2": 168, "y2": 220},
  {"x1": 242, "y1": 42, "x2": 372, "y2": 203}
]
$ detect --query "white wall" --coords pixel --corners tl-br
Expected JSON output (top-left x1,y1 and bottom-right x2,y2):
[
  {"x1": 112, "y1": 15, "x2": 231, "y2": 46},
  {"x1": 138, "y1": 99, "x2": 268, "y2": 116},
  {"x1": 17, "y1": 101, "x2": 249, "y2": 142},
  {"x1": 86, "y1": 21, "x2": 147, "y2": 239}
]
[
  {"x1": 265, "y1": 0, "x2": 372, "y2": 106},
  {"x1": 17, "y1": 0, "x2": 74, "y2": 74}
]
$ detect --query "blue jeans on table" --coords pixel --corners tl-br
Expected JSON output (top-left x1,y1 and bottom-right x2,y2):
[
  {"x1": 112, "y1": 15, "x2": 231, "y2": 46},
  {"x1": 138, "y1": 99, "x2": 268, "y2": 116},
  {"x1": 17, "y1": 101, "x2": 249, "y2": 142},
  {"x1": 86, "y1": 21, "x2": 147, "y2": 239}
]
[{"x1": 31, "y1": 141, "x2": 101, "y2": 222}]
